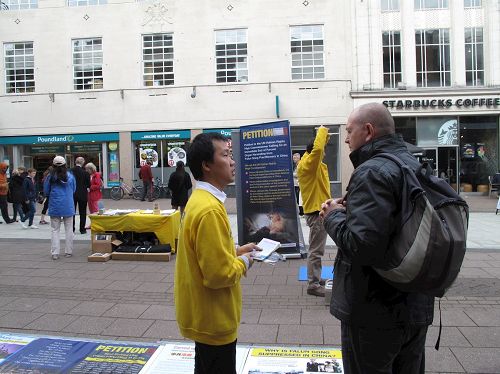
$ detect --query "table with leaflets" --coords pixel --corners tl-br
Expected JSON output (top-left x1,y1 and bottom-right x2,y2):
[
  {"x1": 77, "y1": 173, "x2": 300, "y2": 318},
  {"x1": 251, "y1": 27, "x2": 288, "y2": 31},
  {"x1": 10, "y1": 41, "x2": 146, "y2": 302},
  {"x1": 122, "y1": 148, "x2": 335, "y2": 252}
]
[{"x1": 90, "y1": 210, "x2": 181, "y2": 253}]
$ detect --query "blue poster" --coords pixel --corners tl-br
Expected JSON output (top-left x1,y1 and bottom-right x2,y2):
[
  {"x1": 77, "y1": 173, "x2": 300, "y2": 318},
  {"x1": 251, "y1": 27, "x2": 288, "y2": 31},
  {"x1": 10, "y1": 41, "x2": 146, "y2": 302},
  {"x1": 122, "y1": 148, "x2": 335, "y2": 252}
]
[{"x1": 236, "y1": 121, "x2": 300, "y2": 250}]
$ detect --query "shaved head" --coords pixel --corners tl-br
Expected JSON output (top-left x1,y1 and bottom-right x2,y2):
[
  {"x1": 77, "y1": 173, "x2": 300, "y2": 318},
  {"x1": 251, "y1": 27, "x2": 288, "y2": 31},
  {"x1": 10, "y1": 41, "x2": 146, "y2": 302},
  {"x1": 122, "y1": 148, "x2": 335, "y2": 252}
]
[{"x1": 350, "y1": 103, "x2": 395, "y2": 137}]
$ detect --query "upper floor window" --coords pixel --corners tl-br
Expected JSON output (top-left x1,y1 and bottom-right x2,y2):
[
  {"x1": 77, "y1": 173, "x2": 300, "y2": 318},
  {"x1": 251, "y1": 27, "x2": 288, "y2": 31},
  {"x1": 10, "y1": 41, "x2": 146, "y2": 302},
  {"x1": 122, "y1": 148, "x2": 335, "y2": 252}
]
[
  {"x1": 4, "y1": 42, "x2": 35, "y2": 94},
  {"x1": 72, "y1": 38, "x2": 103, "y2": 90},
  {"x1": 290, "y1": 24, "x2": 324, "y2": 80},
  {"x1": 415, "y1": 29, "x2": 450, "y2": 87},
  {"x1": 382, "y1": 31, "x2": 402, "y2": 88},
  {"x1": 464, "y1": 0, "x2": 481, "y2": 8},
  {"x1": 414, "y1": 0, "x2": 448, "y2": 10},
  {"x1": 465, "y1": 27, "x2": 484, "y2": 86},
  {"x1": 381, "y1": 0, "x2": 400, "y2": 12},
  {"x1": 143, "y1": 34, "x2": 174, "y2": 87},
  {"x1": 215, "y1": 29, "x2": 248, "y2": 83},
  {"x1": 0, "y1": 0, "x2": 37, "y2": 10},
  {"x1": 67, "y1": 0, "x2": 106, "y2": 6}
]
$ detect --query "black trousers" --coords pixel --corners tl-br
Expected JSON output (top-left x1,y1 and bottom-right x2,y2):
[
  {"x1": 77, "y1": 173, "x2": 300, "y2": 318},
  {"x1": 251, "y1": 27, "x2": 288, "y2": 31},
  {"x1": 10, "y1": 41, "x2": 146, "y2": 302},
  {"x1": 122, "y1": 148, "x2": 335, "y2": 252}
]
[
  {"x1": 341, "y1": 322, "x2": 427, "y2": 374},
  {"x1": 194, "y1": 340, "x2": 237, "y2": 374},
  {"x1": 73, "y1": 198, "x2": 87, "y2": 232},
  {"x1": 0, "y1": 196, "x2": 12, "y2": 223}
]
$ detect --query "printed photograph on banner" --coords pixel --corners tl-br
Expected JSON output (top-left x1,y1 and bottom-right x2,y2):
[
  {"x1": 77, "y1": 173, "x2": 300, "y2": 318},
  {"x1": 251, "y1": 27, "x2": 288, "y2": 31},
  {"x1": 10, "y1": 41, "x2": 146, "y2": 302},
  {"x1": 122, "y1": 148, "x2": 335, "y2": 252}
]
[
  {"x1": 241, "y1": 347, "x2": 343, "y2": 374},
  {"x1": 0, "y1": 334, "x2": 36, "y2": 364},
  {"x1": 238, "y1": 121, "x2": 300, "y2": 249},
  {"x1": 138, "y1": 143, "x2": 159, "y2": 167}
]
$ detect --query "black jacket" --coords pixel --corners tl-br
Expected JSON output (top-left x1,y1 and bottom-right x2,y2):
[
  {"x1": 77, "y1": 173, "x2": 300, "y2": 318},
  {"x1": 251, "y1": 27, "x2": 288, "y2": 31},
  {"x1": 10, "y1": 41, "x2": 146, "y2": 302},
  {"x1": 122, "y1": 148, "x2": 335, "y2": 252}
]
[
  {"x1": 9, "y1": 175, "x2": 26, "y2": 204},
  {"x1": 71, "y1": 165, "x2": 90, "y2": 201},
  {"x1": 324, "y1": 134, "x2": 434, "y2": 327},
  {"x1": 168, "y1": 171, "x2": 192, "y2": 207}
]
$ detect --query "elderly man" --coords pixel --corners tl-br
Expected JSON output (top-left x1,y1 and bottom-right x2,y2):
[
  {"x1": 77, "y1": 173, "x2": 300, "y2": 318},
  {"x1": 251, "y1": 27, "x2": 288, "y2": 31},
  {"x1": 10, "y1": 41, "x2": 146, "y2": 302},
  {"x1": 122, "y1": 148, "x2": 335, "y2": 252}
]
[
  {"x1": 71, "y1": 157, "x2": 90, "y2": 234},
  {"x1": 321, "y1": 103, "x2": 434, "y2": 373}
]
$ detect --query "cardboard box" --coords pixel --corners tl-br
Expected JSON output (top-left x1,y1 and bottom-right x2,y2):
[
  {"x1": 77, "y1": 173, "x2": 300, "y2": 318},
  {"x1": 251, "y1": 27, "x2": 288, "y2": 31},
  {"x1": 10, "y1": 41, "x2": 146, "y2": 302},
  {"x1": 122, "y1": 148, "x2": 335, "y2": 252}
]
[
  {"x1": 111, "y1": 252, "x2": 171, "y2": 262},
  {"x1": 87, "y1": 253, "x2": 112, "y2": 262},
  {"x1": 91, "y1": 233, "x2": 123, "y2": 253}
]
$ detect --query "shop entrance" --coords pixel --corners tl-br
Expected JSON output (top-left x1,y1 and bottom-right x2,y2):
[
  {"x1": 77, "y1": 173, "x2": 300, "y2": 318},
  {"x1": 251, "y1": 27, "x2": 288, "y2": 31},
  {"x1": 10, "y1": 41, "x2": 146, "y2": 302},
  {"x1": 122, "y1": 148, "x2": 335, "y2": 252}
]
[{"x1": 417, "y1": 147, "x2": 458, "y2": 191}]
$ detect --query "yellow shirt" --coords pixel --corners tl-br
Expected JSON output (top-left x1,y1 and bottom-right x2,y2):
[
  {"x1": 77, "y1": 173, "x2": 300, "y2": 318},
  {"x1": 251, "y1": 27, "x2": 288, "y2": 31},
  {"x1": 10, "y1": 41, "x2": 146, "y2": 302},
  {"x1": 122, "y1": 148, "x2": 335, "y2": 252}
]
[
  {"x1": 174, "y1": 189, "x2": 247, "y2": 345},
  {"x1": 297, "y1": 126, "x2": 331, "y2": 213}
]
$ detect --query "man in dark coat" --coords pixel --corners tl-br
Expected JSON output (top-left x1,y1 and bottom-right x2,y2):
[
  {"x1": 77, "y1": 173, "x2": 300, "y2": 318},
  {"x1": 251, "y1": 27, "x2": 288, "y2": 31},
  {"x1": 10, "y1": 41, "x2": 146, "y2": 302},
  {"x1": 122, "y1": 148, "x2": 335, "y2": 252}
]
[
  {"x1": 320, "y1": 103, "x2": 434, "y2": 373},
  {"x1": 71, "y1": 157, "x2": 90, "y2": 234}
]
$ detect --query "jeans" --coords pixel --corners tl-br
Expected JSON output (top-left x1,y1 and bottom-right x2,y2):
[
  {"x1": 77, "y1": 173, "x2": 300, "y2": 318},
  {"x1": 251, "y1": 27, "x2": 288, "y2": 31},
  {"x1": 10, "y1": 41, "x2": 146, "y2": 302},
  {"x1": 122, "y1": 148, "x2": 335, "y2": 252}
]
[
  {"x1": 305, "y1": 212, "x2": 327, "y2": 289},
  {"x1": 50, "y1": 216, "x2": 74, "y2": 256},
  {"x1": 141, "y1": 180, "x2": 153, "y2": 201},
  {"x1": 13, "y1": 203, "x2": 27, "y2": 222},
  {"x1": 23, "y1": 200, "x2": 36, "y2": 226}
]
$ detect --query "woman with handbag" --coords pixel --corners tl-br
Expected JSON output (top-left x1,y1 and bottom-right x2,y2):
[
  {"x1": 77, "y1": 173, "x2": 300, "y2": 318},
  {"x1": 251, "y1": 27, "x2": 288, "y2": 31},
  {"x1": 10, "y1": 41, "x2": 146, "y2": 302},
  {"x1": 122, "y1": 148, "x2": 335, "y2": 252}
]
[{"x1": 85, "y1": 162, "x2": 102, "y2": 215}]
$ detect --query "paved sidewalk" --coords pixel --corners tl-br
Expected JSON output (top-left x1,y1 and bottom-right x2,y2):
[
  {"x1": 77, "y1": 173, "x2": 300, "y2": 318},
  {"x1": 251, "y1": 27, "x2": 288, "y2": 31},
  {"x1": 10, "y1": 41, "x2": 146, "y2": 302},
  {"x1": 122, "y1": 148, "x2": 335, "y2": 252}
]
[{"x1": 0, "y1": 196, "x2": 497, "y2": 372}]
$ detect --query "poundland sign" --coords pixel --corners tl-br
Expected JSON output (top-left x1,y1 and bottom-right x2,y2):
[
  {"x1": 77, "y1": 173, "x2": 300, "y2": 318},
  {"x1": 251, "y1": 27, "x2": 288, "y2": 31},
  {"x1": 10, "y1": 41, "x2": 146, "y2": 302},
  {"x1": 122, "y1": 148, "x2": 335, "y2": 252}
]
[
  {"x1": 383, "y1": 97, "x2": 500, "y2": 110},
  {"x1": 0, "y1": 133, "x2": 119, "y2": 145}
]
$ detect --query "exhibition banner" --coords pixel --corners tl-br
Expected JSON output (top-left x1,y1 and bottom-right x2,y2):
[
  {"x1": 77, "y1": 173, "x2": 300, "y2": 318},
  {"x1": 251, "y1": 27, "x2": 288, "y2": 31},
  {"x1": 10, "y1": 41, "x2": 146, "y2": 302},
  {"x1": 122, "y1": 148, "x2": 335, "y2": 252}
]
[{"x1": 235, "y1": 121, "x2": 301, "y2": 251}]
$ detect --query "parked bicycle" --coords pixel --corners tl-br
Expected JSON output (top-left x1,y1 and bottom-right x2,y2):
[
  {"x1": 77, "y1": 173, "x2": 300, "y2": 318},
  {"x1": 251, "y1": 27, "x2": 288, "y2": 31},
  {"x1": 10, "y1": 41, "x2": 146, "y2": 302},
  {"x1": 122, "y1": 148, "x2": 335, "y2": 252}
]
[
  {"x1": 154, "y1": 177, "x2": 171, "y2": 199},
  {"x1": 110, "y1": 177, "x2": 143, "y2": 200}
]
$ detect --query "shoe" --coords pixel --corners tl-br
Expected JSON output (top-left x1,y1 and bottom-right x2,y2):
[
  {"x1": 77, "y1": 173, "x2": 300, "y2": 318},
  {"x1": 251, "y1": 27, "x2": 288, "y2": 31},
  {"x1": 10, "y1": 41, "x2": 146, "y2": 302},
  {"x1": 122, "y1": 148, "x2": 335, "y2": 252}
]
[
  {"x1": 140, "y1": 199, "x2": 145, "y2": 202},
  {"x1": 19, "y1": 221, "x2": 28, "y2": 229},
  {"x1": 80, "y1": 229, "x2": 87, "y2": 235},
  {"x1": 65, "y1": 253, "x2": 72, "y2": 258},
  {"x1": 319, "y1": 279, "x2": 327, "y2": 286},
  {"x1": 29, "y1": 225, "x2": 39, "y2": 229},
  {"x1": 52, "y1": 255, "x2": 59, "y2": 260},
  {"x1": 307, "y1": 286, "x2": 325, "y2": 297},
  {"x1": 39, "y1": 220, "x2": 48, "y2": 225}
]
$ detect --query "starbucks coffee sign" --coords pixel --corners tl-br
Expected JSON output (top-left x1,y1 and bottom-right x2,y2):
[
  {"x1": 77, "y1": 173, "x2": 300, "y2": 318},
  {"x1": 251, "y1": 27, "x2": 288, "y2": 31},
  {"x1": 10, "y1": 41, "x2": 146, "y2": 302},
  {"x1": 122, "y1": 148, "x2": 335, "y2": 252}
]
[{"x1": 383, "y1": 97, "x2": 500, "y2": 110}]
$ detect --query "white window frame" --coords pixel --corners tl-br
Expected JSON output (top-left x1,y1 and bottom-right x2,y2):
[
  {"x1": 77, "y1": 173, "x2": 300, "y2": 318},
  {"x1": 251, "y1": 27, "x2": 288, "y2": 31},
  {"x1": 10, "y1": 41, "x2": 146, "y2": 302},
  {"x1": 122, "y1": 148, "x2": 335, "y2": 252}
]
[
  {"x1": 382, "y1": 30, "x2": 402, "y2": 88},
  {"x1": 464, "y1": 0, "x2": 481, "y2": 8},
  {"x1": 4, "y1": 41, "x2": 35, "y2": 94},
  {"x1": 215, "y1": 29, "x2": 248, "y2": 84},
  {"x1": 465, "y1": 27, "x2": 484, "y2": 86},
  {"x1": 142, "y1": 33, "x2": 174, "y2": 87},
  {"x1": 72, "y1": 37, "x2": 103, "y2": 91},
  {"x1": 0, "y1": 0, "x2": 37, "y2": 10},
  {"x1": 415, "y1": 29, "x2": 451, "y2": 87},
  {"x1": 414, "y1": 0, "x2": 448, "y2": 10},
  {"x1": 290, "y1": 24, "x2": 325, "y2": 81},
  {"x1": 381, "y1": 0, "x2": 400, "y2": 12},
  {"x1": 67, "y1": 0, "x2": 106, "y2": 6}
]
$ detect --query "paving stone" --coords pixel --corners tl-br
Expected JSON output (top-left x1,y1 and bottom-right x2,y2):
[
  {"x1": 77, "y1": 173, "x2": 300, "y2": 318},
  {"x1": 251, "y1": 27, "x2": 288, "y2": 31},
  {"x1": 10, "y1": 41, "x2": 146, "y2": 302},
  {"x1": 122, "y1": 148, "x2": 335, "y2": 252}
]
[
  {"x1": 105, "y1": 303, "x2": 151, "y2": 318},
  {"x1": 67, "y1": 301, "x2": 115, "y2": 316},
  {"x1": 458, "y1": 268, "x2": 495, "y2": 278},
  {"x1": 0, "y1": 311, "x2": 44, "y2": 328},
  {"x1": 451, "y1": 347, "x2": 500, "y2": 373},
  {"x1": 63, "y1": 316, "x2": 115, "y2": 334},
  {"x1": 301, "y1": 308, "x2": 339, "y2": 325},
  {"x1": 322, "y1": 325, "x2": 342, "y2": 345},
  {"x1": 2, "y1": 297, "x2": 47, "y2": 312},
  {"x1": 73, "y1": 279, "x2": 115, "y2": 290},
  {"x1": 433, "y1": 310, "x2": 476, "y2": 327},
  {"x1": 459, "y1": 327, "x2": 500, "y2": 347},
  {"x1": 0, "y1": 297, "x2": 18, "y2": 307},
  {"x1": 238, "y1": 324, "x2": 278, "y2": 344},
  {"x1": 104, "y1": 280, "x2": 143, "y2": 291},
  {"x1": 464, "y1": 309, "x2": 500, "y2": 326},
  {"x1": 142, "y1": 321, "x2": 184, "y2": 342},
  {"x1": 27, "y1": 269, "x2": 59, "y2": 277},
  {"x1": 425, "y1": 347, "x2": 465, "y2": 373},
  {"x1": 241, "y1": 308, "x2": 261, "y2": 324},
  {"x1": 0, "y1": 276, "x2": 30, "y2": 286},
  {"x1": 76, "y1": 270, "x2": 113, "y2": 280},
  {"x1": 277, "y1": 325, "x2": 323, "y2": 345},
  {"x1": 242, "y1": 285, "x2": 269, "y2": 296},
  {"x1": 139, "y1": 305, "x2": 176, "y2": 320},
  {"x1": 259, "y1": 308, "x2": 300, "y2": 325},
  {"x1": 134, "y1": 282, "x2": 170, "y2": 293},
  {"x1": 22, "y1": 277, "x2": 55, "y2": 287},
  {"x1": 24, "y1": 313, "x2": 79, "y2": 331},
  {"x1": 267, "y1": 285, "x2": 303, "y2": 296},
  {"x1": 131, "y1": 273, "x2": 166, "y2": 282},
  {"x1": 425, "y1": 326, "x2": 471, "y2": 347},
  {"x1": 33, "y1": 299, "x2": 82, "y2": 314},
  {"x1": 254, "y1": 275, "x2": 288, "y2": 285},
  {"x1": 101, "y1": 318, "x2": 154, "y2": 337},
  {"x1": 105, "y1": 272, "x2": 139, "y2": 281}
]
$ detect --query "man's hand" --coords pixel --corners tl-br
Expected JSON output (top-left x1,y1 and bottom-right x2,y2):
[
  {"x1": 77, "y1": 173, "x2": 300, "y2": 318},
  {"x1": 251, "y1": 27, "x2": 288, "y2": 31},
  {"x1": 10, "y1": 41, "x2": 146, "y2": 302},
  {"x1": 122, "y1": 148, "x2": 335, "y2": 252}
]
[
  {"x1": 320, "y1": 197, "x2": 345, "y2": 219},
  {"x1": 237, "y1": 242, "x2": 261, "y2": 256}
]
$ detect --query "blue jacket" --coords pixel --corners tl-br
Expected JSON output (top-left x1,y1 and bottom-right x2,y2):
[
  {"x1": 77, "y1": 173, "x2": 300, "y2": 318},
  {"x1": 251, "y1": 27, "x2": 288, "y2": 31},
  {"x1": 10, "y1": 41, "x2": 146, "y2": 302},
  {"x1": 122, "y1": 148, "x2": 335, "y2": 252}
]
[
  {"x1": 23, "y1": 176, "x2": 37, "y2": 202},
  {"x1": 44, "y1": 171, "x2": 76, "y2": 217}
]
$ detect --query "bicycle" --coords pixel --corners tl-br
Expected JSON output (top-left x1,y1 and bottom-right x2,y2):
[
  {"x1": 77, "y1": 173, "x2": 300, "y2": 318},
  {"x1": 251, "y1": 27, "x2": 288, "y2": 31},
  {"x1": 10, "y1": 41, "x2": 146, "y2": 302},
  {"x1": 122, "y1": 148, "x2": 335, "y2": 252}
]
[
  {"x1": 110, "y1": 177, "x2": 144, "y2": 200},
  {"x1": 154, "y1": 177, "x2": 171, "y2": 199}
]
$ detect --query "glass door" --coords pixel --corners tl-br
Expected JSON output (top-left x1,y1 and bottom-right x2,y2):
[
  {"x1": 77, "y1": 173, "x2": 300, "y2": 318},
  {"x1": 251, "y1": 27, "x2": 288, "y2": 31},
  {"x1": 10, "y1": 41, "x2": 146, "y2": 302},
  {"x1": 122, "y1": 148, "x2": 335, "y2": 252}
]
[
  {"x1": 416, "y1": 148, "x2": 438, "y2": 176},
  {"x1": 437, "y1": 147, "x2": 459, "y2": 191}
]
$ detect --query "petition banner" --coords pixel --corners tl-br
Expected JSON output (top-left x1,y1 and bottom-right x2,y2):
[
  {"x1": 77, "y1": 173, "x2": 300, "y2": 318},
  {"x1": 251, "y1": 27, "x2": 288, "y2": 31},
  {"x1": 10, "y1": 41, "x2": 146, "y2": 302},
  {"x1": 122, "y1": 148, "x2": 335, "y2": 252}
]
[{"x1": 235, "y1": 121, "x2": 301, "y2": 252}]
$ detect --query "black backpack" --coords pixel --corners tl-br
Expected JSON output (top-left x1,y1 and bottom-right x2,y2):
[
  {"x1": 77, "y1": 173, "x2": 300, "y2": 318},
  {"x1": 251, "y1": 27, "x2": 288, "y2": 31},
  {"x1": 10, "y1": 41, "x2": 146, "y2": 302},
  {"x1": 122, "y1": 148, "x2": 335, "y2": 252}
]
[{"x1": 373, "y1": 153, "x2": 469, "y2": 298}]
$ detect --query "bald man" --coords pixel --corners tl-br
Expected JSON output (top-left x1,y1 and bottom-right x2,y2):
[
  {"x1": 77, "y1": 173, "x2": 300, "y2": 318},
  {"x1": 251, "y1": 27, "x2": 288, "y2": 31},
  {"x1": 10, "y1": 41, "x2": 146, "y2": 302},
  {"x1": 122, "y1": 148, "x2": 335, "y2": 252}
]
[{"x1": 320, "y1": 103, "x2": 434, "y2": 373}]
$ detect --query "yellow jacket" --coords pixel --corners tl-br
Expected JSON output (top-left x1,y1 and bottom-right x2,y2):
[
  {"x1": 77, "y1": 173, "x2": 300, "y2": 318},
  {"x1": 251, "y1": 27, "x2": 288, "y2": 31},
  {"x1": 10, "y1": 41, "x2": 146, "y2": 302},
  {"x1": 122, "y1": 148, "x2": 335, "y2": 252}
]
[
  {"x1": 297, "y1": 126, "x2": 331, "y2": 214},
  {"x1": 174, "y1": 189, "x2": 247, "y2": 345}
]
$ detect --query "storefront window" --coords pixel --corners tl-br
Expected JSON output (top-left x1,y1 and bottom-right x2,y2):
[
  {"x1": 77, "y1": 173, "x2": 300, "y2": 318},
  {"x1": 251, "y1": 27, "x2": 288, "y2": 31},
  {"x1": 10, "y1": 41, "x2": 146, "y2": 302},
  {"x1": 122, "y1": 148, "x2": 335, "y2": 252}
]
[
  {"x1": 459, "y1": 116, "x2": 498, "y2": 191},
  {"x1": 394, "y1": 117, "x2": 416, "y2": 144},
  {"x1": 416, "y1": 117, "x2": 458, "y2": 147},
  {"x1": 290, "y1": 125, "x2": 340, "y2": 182},
  {"x1": 107, "y1": 142, "x2": 119, "y2": 186}
]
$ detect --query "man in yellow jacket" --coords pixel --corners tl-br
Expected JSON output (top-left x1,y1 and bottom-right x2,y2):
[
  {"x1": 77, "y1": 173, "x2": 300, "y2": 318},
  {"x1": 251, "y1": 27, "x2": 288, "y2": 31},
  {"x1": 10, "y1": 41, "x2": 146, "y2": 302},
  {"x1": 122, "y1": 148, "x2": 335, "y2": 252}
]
[
  {"x1": 297, "y1": 125, "x2": 331, "y2": 297},
  {"x1": 174, "y1": 133, "x2": 259, "y2": 373}
]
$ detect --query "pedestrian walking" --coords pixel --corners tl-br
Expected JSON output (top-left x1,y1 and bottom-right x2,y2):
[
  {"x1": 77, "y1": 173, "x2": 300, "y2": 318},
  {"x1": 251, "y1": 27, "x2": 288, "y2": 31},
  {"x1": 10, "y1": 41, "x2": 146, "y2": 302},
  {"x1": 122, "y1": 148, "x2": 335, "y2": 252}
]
[
  {"x1": 0, "y1": 163, "x2": 14, "y2": 224},
  {"x1": 167, "y1": 160, "x2": 192, "y2": 214},
  {"x1": 320, "y1": 103, "x2": 434, "y2": 373},
  {"x1": 71, "y1": 157, "x2": 90, "y2": 234},
  {"x1": 22, "y1": 168, "x2": 38, "y2": 229},
  {"x1": 139, "y1": 158, "x2": 154, "y2": 202},
  {"x1": 174, "y1": 133, "x2": 259, "y2": 373},
  {"x1": 44, "y1": 156, "x2": 76, "y2": 260},
  {"x1": 9, "y1": 168, "x2": 27, "y2": 225},
  {"x1": 39, "y1": 166, "x2": 52, "y2": 225},
  {"x1": 297, "y1": 125, "x2": 331, "y2": 297},
  {"x1": 85, "y1": 162, "x2": 102, "y2": 215}
]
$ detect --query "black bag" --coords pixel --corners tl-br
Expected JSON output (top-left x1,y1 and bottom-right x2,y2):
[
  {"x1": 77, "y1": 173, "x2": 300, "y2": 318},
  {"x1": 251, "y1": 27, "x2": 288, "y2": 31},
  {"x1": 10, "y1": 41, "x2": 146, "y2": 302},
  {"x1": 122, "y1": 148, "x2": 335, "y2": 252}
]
[
  {"x1": 36, "y1": 192, "x2": 45, "y2": 204},
  {"x1": 373, "y1": 153, "x2": 469, "y2": 298}
]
